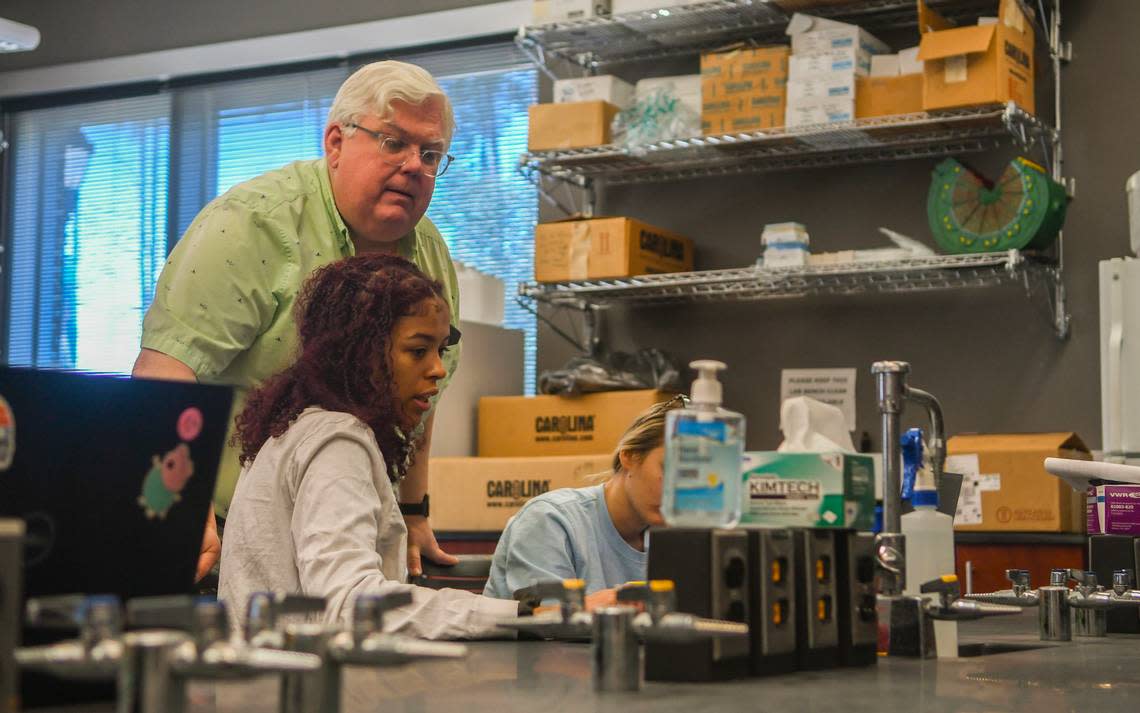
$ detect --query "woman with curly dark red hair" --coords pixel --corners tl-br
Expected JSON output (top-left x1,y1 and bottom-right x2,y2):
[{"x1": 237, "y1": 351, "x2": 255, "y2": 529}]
[{"x1": 218, "y1": 253, "x2": 519, "y2": 638}]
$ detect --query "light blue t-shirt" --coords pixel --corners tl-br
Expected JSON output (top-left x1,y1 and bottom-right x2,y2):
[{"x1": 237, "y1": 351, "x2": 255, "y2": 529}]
[{"x1": 484, "y1": 484, "x2": 648, "y2": 599}]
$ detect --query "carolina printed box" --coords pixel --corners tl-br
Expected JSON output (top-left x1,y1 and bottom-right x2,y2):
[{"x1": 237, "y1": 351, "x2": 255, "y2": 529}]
[
  {"x1": 740, "y1": 452, "x2": 875, "y2": 529},
  {"x1": 429, "y1": 455, "x2": 609, "y2": 531},
  {"x1": 478, "y1": 389, "x2": 675, "y2": 457}
]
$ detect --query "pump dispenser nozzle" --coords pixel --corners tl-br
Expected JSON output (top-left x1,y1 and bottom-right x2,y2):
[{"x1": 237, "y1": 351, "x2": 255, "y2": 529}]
[{"x1": 689, "y1": 360, "x2": 725, "y2": 407}]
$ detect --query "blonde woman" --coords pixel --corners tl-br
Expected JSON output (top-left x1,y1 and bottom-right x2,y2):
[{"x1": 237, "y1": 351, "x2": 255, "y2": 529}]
[{"x1": 484, "y1": 397, "x2": 682, "y2": 600}]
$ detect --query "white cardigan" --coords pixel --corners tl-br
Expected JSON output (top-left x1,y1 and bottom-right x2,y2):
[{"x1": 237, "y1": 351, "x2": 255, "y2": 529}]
[{"x1": 218, "y1": 407, "x2": 517, "y2": 639}]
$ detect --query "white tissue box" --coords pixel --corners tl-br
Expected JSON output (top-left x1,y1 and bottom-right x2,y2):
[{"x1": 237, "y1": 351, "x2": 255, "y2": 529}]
[{"x1": 740, "y1": 452, "x2": 876, "y2": 529}]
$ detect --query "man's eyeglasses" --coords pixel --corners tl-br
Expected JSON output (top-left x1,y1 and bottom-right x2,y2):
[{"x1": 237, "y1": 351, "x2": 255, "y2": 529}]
[{"x1": 345, "y1": 123, "x2": 453, "y2": 178}]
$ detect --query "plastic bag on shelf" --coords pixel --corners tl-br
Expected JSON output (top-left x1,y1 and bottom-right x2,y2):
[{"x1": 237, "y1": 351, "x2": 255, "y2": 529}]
[
  {"x1": 538, "y1": 348, "x2": 683, "y2": 396},
  {"x1": 612, "y1": 87, "x2": 701, "y2": 151}
]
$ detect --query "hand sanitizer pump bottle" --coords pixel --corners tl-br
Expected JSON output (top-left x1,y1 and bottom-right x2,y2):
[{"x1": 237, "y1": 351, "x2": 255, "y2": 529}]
[
  {"x1": 901, "y1": 435, "x2": 958, "y2": 658},
  {"x1": 662, "y1": 360, "x2": 744, "y2": 527}
]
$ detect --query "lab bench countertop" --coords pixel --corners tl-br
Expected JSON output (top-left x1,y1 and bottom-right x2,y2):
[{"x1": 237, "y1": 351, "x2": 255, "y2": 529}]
[{"x1": 33, "y1": 613, "x2": 1140, "y2": 713}]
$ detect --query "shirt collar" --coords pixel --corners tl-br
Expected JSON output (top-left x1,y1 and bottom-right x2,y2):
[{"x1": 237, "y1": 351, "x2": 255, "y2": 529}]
[{"x1": 318, "y1": 157, "x2": 419, "y2": 259}]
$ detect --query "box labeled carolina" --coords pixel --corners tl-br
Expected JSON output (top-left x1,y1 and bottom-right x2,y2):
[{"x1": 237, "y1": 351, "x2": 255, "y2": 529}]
[
  {"x1": 428, "y1": 455, "x2": 609, "y2": 531},
  {"x1": 534, "y1": 217, "x2": 694, "y2": 282},
  {"x1": 740, "y1": 452, "x2": 875, "y2": 529},
  {"x1": 478, "y1": 389, "x2": 675, "y2": 457}
]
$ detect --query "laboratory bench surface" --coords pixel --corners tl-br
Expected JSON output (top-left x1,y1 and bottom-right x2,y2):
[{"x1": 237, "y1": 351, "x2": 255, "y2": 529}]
[{"x1": 33, "y1": 613, "x2": 1140, "y2": 713}]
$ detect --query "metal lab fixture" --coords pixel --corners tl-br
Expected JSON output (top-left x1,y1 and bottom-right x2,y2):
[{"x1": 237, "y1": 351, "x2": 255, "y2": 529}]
[
  {"x1": 967, "y1": 569, "x2": 1140, "y2": 642},
  {"x1": 15, "y1": 594, "x2": 321, "y2": 713},
  {"x1": 500, "y1": 579, "x2": 748, "y2": 691},
  {"x1": 271, "y1": 591, "x2": 467, "y2": 713}
]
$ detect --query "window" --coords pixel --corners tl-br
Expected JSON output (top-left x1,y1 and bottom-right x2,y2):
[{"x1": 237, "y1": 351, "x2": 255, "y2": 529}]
[
  {"x1": 3, "y1": 41, "x2": 538, "y2": 388},
  {"x1": 6, "y1": 94, "x2": 170, "y2": 372}
]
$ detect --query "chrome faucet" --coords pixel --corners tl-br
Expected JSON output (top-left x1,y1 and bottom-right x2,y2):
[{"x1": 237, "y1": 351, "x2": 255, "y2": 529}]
[
  {"x1": 966, "y1": 568, "x2": 1140, "y2": 641},
  {"x1": 273, "y1": 591, "x2": 466, "y2": 713},
  {"x1": 123, "y1": 595, "x2": 322, "y2": 713},
  {"x1": 871, "y1": 361, "x2": 951, "y2": 658},
  {"x1": 500, "y1": 579, "x2": 748, "y2": 691},
  {"x1": 15, "y1": 594, "x2": 126, "y2": 680}
]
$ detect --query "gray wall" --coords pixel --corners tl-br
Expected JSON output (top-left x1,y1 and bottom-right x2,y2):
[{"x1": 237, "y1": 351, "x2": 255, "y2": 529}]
[
  {"x1": 537, "y1": 0, "x2": 1140, "y2": 452},
  {"x1": 2, "y1": 1, "x2": 1136, "y2": 451}
]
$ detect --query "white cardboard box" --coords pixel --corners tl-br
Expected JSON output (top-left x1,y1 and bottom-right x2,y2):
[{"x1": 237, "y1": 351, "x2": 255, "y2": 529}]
[
  {"x1": 554, "y1": 75, "x2": 636, "y2": 108},
  {"x1": 786, "y1": 74, "x2": 856, "y2": 102},
  {"x1": 898, "y1": 46, "x2": 923, "y2": 75},
  {"x1": 612, "y1": 0, "x2": 689, "y2": 13},
  {"x1": 789, "y1": 50, "x2": 873, "y2": 79},
  {"x1": 532, "y1": 0, "x2": 611, "y2": 23},
  {"x1": 788, "y1": 15, "x2": 889, "y2": 57},
  {"x1": 870, "y1": 54, "x2": 900, "y2": 77},
  {"x1": 763, "y1": 245, "x2": 810, "y2": 268},
  {"x1": 785, "y1": 98, "x2": 856, "y2": 129}
]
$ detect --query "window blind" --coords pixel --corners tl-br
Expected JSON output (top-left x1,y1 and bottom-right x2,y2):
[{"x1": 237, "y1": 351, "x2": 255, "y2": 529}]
[{"x1": 6, "y1": 94, "x2": 171, "y2": 373}]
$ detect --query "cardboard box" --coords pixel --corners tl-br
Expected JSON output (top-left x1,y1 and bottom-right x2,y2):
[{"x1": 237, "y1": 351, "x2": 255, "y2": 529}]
[
  {"x1": 916, "y1": 0, "x2": 1035, "y2": 113},
  {"x1": 855, "y1": 73, "x2": 924, "y2": 118},
  {"x1": 533, "y1": 216, "x2": 694, "y2": 282},
  {"x1": 1087, "y1": 485, "x2": 1140, "y2": 536},
  {"x1": 612, "y1": 0, "x2": 688, "y2": 13},
  {"x1": 527, "y1": 101, "x2": 619, "y2": 152},
  {"x1": 429, "y1": 455, "x2": 609, "y2": 531},
  {"x1": 701, "y1": 45, "x2": 790, "y2": 83},
  {"x1": 871, "y1": 54, "x2": 900, "y2": 77},
  {"x1": 532, "y1": 0, "x2": 610, "y2": 23},
  {"x1": 785, "y1": 98, "x2": 855, "y2": 129},
  {"x1": 702, "y1": 93, "x2": 785, "y2": 135},
  {"x1": 948, "y1": 433, "x2": 1089, "y2": 532},
  {"x1": 478, "y1": 389, "x2": 676, "y2": 457},
  {"x1": 786, "y1": 74, "x2": 856, "y2": 102},
  {"x1": 788, "y1": 17, "x2": 889, "y2": 57},
  {"x1": 789, "y1": 50, "x2": 873, "y2": 79},
  {"x1": 554, "y1": 75, "x2": 635, "y2": 108},
  {"x1": 740, "y1": 452, "x2": 875, "y2": 529}
]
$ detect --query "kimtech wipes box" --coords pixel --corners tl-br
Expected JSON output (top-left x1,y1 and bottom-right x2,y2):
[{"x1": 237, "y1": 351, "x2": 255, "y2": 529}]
[{"x1": 740, "y1": 452, "x2": 875, "y2": 529}]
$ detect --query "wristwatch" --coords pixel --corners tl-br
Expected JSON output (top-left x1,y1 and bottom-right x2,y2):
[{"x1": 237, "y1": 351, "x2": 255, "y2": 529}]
[{"x1": 399, "y1": 494, "x2": 430, "y2": 518}]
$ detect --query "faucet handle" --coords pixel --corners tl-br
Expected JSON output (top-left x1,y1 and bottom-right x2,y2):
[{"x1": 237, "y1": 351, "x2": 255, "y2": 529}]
[
  {"x1": 1050, "y1": 568, "x2": 1077, "y2": 587},
  {"x1": 127, "y1": 596, "x2": 231, "y2": 650},
  {"x1": 352, "y1": 590, "x2": 414, "y2": 642},
  {"x1": 1005, "y1": 569, "x2": 1031, "y2": 591},
  {"x1": 517, "y1": 579, "x2": 587, "y2": 617},
  {"x1": 920, "y1": 574, "x2": 961, "y2": 610},
  {"x1": 26, "y1": 594, "x2": 123, "y2": 650},
  {"x1": 1071, "y1": 570, "x2": 1098, "y2": 588},
  {"x1": 245, "y1": 591, "x2": 325, "y2": 640},
  {"x1": 1113, "y1": 569, "x2": 1135, "y2": 595},
  {"x1": 615, "y1": 582, "x2": 648, "y2": 605}
]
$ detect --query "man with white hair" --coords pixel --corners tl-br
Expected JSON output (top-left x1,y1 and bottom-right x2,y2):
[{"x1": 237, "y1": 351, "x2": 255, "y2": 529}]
[{"x1": 133, "y1": 61, "x2": 461, "y2": 581}]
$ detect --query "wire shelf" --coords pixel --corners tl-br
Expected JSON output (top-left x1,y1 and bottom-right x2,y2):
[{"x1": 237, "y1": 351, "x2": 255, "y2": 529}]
[
  {"x1": 520, "y1": 104, "x2": 1054, "y2": 185},
  {"x1": 519, "y1": 0, "x2": 1001, "y2": 70},
  {"x1": 519, "y1": 250, "x2": 1060, "y2": 306}
]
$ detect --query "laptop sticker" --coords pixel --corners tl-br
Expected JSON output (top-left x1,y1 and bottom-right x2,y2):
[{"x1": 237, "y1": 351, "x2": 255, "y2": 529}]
[
  {"x1": 139, "y1": 443, "x2": 196, "y2": 519},
  {"x1": 177, "y1": 407, "x2": 203, "y2": 442},
  {"x1": 0, "y1": 394, "x2": 14, "y2": 471}
]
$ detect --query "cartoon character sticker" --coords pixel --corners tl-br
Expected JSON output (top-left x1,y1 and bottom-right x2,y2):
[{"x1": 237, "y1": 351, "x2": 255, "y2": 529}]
[
  {"x1": 0, "y1": 394, "x2": 15, "y2": 472},
  {"x1": 138, "y1": 407, "x2": 203, "y2": 519}
]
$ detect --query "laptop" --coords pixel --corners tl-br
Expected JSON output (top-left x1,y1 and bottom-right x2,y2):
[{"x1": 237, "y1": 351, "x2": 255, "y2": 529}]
[{"x1": 0, "y1": 366, "x2": 233, "y2": 602}]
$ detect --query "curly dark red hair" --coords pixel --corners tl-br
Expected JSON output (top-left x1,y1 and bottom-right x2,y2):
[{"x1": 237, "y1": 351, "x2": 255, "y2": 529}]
[{"x1": 233, "y1": 253, "x2": 448, "y2": 480}]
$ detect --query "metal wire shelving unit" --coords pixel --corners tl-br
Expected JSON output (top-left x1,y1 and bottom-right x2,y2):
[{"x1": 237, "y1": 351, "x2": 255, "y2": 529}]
[
  {"x1": 520, "y1": 103, "x2": 1053, "y2": 186},
  {"x1": 515, "y1": 1, "x2": 1072, "y2": 347}
]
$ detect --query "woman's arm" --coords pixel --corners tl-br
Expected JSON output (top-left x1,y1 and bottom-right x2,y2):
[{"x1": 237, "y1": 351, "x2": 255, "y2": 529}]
[{"x1": 290, "y1": 436, "x2": 517, "y2": 639}]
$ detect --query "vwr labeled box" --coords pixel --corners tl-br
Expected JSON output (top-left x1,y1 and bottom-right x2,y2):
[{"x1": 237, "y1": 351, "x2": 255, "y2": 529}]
[
  {"x1": 528, "y1": 101, "x2": 620, "y2": 152},
  {"x1": 916, "y1": 0, "x2": 1035, "y2": 113},
  {"x1": 1087, "y1": 485, "x2": 1140, "y2": 536},
  {"x1": 949, "y1": 433, "x2": 1089, "y2": 532},
  {"x1": 478, "y1": 389, "x2": 675, "y2": 458},
  {"x1": 740, "y1": 452, "x2": 875, "y2": 529},
  {"x1": 534, "y1": 217, "x2": 694, "y2": 283},
  {"x1": 429, "y1": 455, "x2": 608, "y2": 531}
]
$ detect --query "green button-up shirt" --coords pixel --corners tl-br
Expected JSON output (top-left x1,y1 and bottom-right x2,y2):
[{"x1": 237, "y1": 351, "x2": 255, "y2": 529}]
[{"x1": 141, "y1": 157, "x2": 459, "y2": 516}]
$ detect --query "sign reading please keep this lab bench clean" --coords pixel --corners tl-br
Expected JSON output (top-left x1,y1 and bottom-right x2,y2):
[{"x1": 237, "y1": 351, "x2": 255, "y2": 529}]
[{"x1": 779, "y1": 368, "x2": 857, "y2": 431}]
